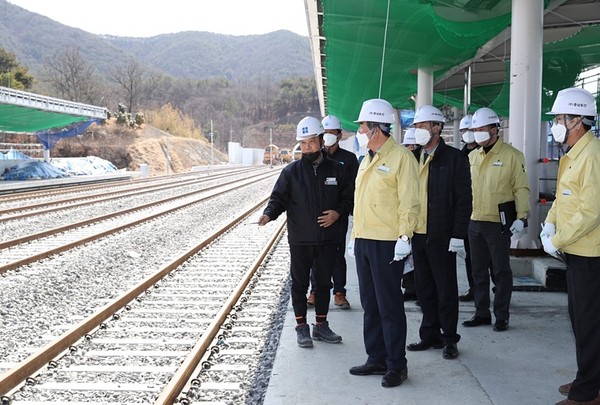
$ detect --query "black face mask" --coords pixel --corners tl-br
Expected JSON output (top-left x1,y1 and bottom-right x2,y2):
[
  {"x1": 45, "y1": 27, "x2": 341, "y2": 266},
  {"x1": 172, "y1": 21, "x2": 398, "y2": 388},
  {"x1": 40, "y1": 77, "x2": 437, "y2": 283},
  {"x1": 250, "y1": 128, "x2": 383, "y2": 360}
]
[{"x1": 302, "y1": 151, "x2": 321, "y2": 163}]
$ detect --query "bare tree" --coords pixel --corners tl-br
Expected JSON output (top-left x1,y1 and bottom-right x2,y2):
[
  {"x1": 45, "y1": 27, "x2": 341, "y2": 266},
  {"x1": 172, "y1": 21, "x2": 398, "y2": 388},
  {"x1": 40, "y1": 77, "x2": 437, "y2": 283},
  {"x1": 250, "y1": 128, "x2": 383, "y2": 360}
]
[
  {"x1": 109, "y1": 59, "x2": 146, "y2": 114},
  {"x1": 42, "y1": 47, "x2": 103, "y2": 104}
]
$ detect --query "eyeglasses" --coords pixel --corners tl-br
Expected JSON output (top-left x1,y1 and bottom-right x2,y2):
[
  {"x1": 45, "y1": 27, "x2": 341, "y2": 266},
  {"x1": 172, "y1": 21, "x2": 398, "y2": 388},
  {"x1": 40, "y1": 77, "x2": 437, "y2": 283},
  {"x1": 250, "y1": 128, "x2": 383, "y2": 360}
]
[{"x1": 553, "y1": 115, "x2": 566, "y2": 124}]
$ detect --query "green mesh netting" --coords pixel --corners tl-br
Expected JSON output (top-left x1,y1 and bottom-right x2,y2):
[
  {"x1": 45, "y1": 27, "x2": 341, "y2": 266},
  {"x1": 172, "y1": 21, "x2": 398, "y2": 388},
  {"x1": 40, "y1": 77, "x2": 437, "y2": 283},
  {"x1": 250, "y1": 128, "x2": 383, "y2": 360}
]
[{"x1": 320, "y1": 0, "x2": 599, "y2": 129}]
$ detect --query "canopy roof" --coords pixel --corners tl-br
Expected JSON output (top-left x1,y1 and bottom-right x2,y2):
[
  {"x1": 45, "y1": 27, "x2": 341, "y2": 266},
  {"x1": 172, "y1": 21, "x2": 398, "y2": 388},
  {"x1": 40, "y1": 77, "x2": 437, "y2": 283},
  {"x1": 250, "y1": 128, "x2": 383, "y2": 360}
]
[
  {"x1": 306, "y1": 0, "x2": 600, "y2": 131},
  {"x1": 0, "y1": 87, "x2": 107, "y2": 133}
]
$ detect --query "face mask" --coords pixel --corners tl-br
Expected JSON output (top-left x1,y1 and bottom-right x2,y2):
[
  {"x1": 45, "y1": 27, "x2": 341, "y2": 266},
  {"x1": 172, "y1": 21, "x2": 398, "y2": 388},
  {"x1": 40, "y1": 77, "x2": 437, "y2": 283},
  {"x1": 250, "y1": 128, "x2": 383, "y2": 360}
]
[
  {"x1": 474, "y1": 131, "x2": 490, "y2": 144},
  {"x1": 414, "y1": 128, "x2": 431, "y2": 146},
  {"x1": 323, "y1": 133, "x2": 338, "y2": 147},
  {"x1": 356, "y1": 131, "x2": 369, "y2": 148},
  {"x1": 551, "y1": 124, "x2": 567, "y2": 143},
  {"x1": 302, "y1": 151, "x2": 321, "y2": 163},
  {"x1": 462, "y1": 130, "x2": 475, "y2": 144}
]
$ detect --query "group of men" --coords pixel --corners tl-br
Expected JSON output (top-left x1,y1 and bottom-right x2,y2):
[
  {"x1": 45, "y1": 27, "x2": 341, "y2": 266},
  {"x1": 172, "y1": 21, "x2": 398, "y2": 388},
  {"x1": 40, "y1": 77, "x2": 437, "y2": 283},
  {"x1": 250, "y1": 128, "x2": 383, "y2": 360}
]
[{"x1": 259, "y1": 88, "x2": 600, "y2": 404}]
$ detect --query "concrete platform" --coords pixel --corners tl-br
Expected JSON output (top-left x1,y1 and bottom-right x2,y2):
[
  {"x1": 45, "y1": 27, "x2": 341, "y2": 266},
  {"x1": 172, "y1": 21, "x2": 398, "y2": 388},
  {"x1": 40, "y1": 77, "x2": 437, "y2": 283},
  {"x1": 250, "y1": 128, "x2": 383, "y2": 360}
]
[{"x1": 264, "y1": 241, "x2": 575, "y2": 405}]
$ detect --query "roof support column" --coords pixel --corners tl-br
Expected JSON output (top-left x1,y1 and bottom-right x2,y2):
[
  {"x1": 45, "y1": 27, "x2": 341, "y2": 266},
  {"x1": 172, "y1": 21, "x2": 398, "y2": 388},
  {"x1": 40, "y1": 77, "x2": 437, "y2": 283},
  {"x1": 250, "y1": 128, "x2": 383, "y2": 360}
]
[
  {"x1": 416, "y1": 67, "x2": 433, "y2": 110},
  {"x1": 509, "y1": 0, "x2": 544, "y2": 249}
]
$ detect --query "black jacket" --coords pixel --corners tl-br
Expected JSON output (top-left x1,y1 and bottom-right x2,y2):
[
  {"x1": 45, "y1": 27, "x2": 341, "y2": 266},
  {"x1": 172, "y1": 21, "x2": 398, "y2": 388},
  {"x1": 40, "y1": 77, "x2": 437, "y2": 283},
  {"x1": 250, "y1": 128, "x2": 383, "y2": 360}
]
[
  {"x1": 326, "y1": 146, "x2": 359, "y2": 222},
  {"x1": 263, "y1": 151, "x2": 353, "y2": 245},
  {"x1": 418, "y1": 139, "x2": 472, "y2": 243}
]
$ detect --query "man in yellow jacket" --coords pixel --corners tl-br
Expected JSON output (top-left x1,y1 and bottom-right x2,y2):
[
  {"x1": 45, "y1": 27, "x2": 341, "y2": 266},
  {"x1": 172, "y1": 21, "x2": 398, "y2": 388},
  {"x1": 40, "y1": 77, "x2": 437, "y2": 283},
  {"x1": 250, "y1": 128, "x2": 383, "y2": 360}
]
[
  {"x1": 463, "y1": 107, "x2": 530, "y2": 332},
  {"x1": 541, "y1": 87, "x2": 600, "y2": 405},
  {"x1": 348, "y1": 98, "x2": 420, "y2": 388}
]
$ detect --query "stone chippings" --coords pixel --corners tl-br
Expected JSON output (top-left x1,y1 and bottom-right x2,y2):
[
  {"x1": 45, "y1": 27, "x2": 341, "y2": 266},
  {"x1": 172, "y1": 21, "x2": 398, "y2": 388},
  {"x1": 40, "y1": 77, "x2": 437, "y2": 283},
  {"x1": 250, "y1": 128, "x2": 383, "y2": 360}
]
[{"x1": 0, "y1": 176, "x2": 276, "y2": 367}]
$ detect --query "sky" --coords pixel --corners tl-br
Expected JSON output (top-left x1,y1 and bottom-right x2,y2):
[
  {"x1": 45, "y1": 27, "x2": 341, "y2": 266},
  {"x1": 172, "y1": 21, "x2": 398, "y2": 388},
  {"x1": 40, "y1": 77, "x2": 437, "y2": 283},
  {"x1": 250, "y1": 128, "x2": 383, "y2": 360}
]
[{"x1": 7, "y1": 0, "x2": 309, "y2": 37}]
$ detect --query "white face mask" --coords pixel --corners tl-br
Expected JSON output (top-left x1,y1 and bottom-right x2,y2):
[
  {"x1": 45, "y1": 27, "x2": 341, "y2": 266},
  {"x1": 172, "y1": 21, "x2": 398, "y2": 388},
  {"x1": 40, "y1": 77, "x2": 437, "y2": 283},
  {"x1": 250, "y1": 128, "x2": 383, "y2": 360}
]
[
  {"x1": 414, "y1": 128, "x2": 431, "y2": 146},
  {"x1": 323, "y1": 133, "x2": 338, "y2": 147},
  {"x1": 462, "y1": 130, "x2": 475, "y2": 144},
  {"x1": 474, "y1": 131, "x2": 490, "y2": 144},
  {"x1": 356, "y1": 131, "x2": 369, "y2": 148},
  {"x1": 551, "y1": 124, "x2": 567, "y2": 143}
]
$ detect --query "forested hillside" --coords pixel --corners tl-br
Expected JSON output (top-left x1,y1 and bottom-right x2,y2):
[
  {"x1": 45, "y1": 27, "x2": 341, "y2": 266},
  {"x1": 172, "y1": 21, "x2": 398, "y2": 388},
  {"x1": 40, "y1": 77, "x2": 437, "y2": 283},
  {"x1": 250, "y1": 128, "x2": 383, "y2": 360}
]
[{"x1": 0, "y1": 0, "x2": 318, "y2": 152}]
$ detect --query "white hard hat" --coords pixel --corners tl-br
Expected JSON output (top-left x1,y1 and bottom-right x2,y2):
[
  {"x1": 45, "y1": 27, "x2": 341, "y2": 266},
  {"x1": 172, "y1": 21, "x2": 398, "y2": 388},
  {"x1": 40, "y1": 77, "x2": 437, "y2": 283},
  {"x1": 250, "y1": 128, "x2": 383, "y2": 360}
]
[
  {"x1": 471, "y1": 107, "x2": 500, "y2": 128},
  {"x1": 322, "y1": 115, "x2": 342, "y2": 130},
  {"x1": 547, "y1": 87, "x2": 597, "y2": 117},
  {"x1": 296, "y1": 116, "x2": 324, "y2": 141},
  {"x1": 413, "y1": 105, "x2": 445, "y2": 125},
  {"x1": 459, "y1": 115, "x2": 472, "y2": 130},
  {"x1": 354, "y1": 98, "x2": 395, "y2": 124},
  {"x1": 402, "y1": 128, "x2": 416, "y2": 145}
]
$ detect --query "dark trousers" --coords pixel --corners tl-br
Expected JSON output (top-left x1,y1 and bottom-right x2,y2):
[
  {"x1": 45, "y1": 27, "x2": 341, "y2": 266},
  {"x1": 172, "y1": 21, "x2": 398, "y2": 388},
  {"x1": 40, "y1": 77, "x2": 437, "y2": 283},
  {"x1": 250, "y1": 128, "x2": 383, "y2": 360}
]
[
  {"x1": 463, "y1": 236, "x2": 474, "y2": 288},
  {"x1": 355, "y1": 238, "x2": 407, "y2": 371},
  {"x1": 402, "y1": 266, "x2": 416, "y2": 294},
  {"x1": 468, "y1": 220, "x2": 512, "y2": 321},
  {"x1": 309, "y1": 219, "x2": 349, "y2": 295},
  {"x1": 412, "y1": 234, "x2": 460, "y2": 344},
  {"x1": 289, "y1": 244, "x2": 336, "y2": 319},
  {"x1": 463, "y1": 235, "x2": 495, "y2": 289},
  {"x1": 565, "y1": 254, "x2": 600, "y2": 402}
]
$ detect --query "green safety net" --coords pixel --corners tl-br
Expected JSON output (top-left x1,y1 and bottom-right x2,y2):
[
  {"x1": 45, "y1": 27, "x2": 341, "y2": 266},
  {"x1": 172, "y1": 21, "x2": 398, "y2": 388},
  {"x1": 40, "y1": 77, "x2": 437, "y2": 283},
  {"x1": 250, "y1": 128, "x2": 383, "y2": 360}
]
[
  {"x1": 321, "y1": 0, "x2": 600, "y2": 130},
  {"x1": 435, "y1": 24, "x2": 600, "y2": 119},
  {"x1": 0, "y1": 103, "x2": 88, "y2": 133}
]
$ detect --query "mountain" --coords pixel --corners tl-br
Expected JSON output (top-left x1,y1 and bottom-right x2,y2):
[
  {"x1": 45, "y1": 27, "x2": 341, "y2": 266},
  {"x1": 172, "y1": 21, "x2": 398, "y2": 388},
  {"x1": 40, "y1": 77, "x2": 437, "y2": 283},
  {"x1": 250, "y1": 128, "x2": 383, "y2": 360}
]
[{"x1": 0, "y1": 0, "x2": 313, "y2": 81}]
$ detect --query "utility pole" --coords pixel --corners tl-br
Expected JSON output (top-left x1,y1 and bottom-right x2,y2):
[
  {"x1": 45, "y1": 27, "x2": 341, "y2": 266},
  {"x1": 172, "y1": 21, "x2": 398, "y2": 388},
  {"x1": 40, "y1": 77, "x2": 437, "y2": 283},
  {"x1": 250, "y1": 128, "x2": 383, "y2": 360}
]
[
  {"x1": 210, "y1": 120, "x2": 214, "y2": 175},
  {"x1": 166, "y1": 128, "x2": 171, "y2": 175},
  {"x1": 269, "y1": 128, "x2": 273, "y2": 168}
]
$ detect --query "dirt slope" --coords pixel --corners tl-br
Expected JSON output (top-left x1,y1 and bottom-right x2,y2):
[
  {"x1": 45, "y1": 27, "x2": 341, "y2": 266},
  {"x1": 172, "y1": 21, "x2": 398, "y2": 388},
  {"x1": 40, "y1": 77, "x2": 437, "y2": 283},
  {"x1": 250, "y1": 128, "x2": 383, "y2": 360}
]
[{"x1": 53, "y1": 120, "x2": 228, "y2": 176}]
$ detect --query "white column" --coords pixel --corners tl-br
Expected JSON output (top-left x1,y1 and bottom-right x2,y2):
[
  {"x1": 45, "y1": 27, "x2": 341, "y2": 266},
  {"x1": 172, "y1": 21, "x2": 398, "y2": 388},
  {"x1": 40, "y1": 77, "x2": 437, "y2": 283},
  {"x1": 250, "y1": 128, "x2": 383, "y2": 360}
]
[
  {"x1": 393, "y1": 108, "x2": 401, "y2": 143},
  {"x1": 416, "y1": 67, "x2": 433, "y2": 110},
  {"x1": 453, "y1": 107, "x2": 461, "y2": 148},
  {"x1": 509, "y1": 0, "x2": 544, "y2": 249}
]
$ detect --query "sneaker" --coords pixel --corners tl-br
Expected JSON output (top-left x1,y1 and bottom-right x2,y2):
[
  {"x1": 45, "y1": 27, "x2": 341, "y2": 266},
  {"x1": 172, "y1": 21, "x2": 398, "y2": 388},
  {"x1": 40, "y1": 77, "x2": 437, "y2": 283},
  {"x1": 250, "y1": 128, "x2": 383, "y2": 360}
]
[
  {"x1": 312, "y1": 321, "x2": 342, "y2": 343},
  {"x1": 334, "y1": 292, "x2": 350, "y2": 309},
  {"x1": 296, "y1": 324, "x2": 313, "y2": 348},
  {"x1": 307, "y1": 291, "x2": 315, "y2": 307}
]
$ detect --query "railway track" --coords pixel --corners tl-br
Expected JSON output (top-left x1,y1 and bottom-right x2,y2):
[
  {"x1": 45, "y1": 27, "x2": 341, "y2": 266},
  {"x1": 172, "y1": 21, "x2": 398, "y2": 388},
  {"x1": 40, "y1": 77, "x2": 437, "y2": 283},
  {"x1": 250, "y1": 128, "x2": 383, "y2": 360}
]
[
  {"x1": 0, "y1": 169, "x2": 280, "y2": 274},
  {"x1": 0, "y1": 167, "x2": 265, "y2": 218},
  {"x1": 0, "y1": 201, "x2": 290, "y2": 404}
]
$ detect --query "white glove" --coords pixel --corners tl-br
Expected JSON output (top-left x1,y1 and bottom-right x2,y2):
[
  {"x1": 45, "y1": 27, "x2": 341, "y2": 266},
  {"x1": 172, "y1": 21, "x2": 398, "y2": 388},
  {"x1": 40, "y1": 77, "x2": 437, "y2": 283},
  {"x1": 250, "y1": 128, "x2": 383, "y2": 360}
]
[
  {"x1": 347, "y1": 239, "x2": 355, "y2": 257},
  {"x1": 509, "y1": 219, "x2": 525, "y2": 234},
  {"x1": 540, "y1": 231, "x2": 558, "y2": 255},
  {"x1": 448, "y1": 238, "x2": 466, "y2": 259},
  {"x1": 542, "y1": 222, "x2": 556, "y2": 237},
  {"x1": 392, "y1": 237, "x2": 411, "y2": 262}
]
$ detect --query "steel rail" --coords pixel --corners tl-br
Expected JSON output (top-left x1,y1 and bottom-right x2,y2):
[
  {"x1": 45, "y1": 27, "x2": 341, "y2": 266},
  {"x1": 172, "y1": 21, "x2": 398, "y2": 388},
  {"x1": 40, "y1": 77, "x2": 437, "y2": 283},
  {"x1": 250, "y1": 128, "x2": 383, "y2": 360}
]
[
  {"x1": 0, "y1": 167, "x2": 263, "y2": 217},
  {"x1": 155, "y1": 219, "x2": 286, "y2": 405},
  {"x1": 0, "y1": 171, "x2": 278, "y2": 274},
  {"x1": 0, "y1": 196, "x2": 274, "y2": 397},
  {"x1": 0, "y1": 165, "x2": 256, "y2": 201}
]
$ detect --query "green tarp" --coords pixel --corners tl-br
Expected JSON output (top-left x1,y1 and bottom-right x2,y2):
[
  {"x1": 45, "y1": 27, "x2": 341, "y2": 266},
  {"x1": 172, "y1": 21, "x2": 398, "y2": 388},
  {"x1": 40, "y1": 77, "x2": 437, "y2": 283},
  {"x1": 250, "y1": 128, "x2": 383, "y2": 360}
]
[
  {"x1": 320, "y1": 0, "x2": 600, "y2": 130},
  {"x1": 0, "y1": 103, "x2": 88, "y2": 133}
]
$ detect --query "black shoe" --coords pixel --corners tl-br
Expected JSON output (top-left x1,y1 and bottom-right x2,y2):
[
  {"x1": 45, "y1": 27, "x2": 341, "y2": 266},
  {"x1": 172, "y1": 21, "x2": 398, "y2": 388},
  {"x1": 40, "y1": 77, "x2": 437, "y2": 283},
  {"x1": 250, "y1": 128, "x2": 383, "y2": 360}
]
[
  {"x1": 458, "y1": 289, "x2": 474, "y2": 302},
  {"x1": 493, "y1": 320, "x2": 509, "y2": 332},
  {"x1": 443, "y1": 343, "x2": 459, "y2": 359},
  {"x1": 407, "y1": 340, "x2": 444, "y2": 351},
  {"x1": 349, "y1": 362, "x2": 387, "y2": 376},
  {"x1": 381, "y1": 368, "x2": 408, "y2": 387},
  {"x1": 403, "y1": 291, "x2": 418, "y2": 301},
  {"x1": 462, "y1": 315, "x2": 492, "y2": 327}
]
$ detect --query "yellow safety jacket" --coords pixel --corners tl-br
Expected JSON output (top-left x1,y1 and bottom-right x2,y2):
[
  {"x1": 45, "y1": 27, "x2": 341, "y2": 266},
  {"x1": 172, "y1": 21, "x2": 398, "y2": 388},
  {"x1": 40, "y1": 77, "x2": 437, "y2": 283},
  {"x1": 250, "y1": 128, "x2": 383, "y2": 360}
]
[
  {"x1": 352, "y1": 136, "x2": 420, "y2": 241},
  {"x1": 469, "y1": 136, "x2": 530, "y2": 222},
  {"x1": 546, "y1": 131, "x2": 600, "y2": 256}
]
